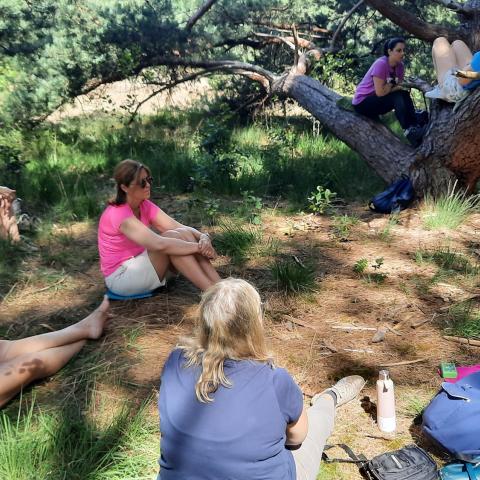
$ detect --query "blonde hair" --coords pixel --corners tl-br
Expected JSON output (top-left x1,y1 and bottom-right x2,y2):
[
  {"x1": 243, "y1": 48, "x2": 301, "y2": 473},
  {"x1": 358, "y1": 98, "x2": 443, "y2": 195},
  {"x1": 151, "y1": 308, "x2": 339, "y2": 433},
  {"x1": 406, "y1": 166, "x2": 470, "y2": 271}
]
[{"x1": 179, "y1": 278, "x2": 273, "y2": 403}]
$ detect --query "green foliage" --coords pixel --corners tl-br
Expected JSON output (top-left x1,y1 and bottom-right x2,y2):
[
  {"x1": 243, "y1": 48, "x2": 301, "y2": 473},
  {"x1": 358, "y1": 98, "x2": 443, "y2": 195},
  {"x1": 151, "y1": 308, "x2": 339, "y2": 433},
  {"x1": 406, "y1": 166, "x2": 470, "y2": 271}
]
[
  {"x1": 271, "y1": 259, "x2": 317, "y2": 294},
  {"x1": 308, "y1": 186, "x2": 337, "y2": 214},
  {"x1": 353, "y1": 257, "x2": 387, "y2": 284},
  {"x1": 422, "y1": 183, "x2": 480, "y2": 230},
  {"x1": 332, "y1": 214, "x2": 359, "y2": 241},
  {"x1": 239, "y1": 191, "x2": 263, "y2": 224},
  {"x1": 353, "y1": 258, "x2": 368, "y2": 274},
  {"x1": 0, "y1": 238, "x2": 25, "y2": 296}
]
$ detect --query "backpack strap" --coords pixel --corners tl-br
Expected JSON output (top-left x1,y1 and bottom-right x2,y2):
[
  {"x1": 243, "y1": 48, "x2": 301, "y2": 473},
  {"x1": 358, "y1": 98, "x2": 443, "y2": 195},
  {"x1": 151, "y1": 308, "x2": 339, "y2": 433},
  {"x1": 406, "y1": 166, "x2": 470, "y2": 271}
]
[
  {"x1": 322, "y1": 444, "x2": 368, "y2": 464},
  {"x1": 466, "y1": 462, "x2": 479, "y2": 480}
]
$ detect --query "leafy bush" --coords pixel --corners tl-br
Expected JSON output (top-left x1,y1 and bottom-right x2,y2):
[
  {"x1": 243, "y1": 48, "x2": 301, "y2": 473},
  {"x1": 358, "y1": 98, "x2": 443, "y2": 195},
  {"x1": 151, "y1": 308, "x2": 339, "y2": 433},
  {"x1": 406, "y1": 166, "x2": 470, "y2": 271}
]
[{"x1": 308, "y1": 186, "x2": 337, "y2": 214}]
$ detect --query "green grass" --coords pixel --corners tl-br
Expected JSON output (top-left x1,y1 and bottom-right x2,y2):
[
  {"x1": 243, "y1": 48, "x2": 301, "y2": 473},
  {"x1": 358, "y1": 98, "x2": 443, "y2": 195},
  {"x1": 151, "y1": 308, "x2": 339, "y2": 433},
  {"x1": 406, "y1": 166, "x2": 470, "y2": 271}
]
[
  {"x1": 332, "y1": 214, "x2": 359, "y2": 241},
  {"x1": 444, "y1": 300, "x2": 480, "y2": 338},
  {"x1": 0, "y1": 238, "x2": 25, "y2": 296},
  {"x1": 0, "y1": 397, "x2": 158, "y2": 480},
  {"x1": 422, "y1": 182, "x2": 480, "y2": 230},
  {"x1": 213, "y1": 221, "x2": 263, "y2": 264},
  {"x1": 270, "y1": 259, "x2": 317, "y2": 294},
  {"x1": 414, "y1": 245, "x2": 479, "y2": 275}
]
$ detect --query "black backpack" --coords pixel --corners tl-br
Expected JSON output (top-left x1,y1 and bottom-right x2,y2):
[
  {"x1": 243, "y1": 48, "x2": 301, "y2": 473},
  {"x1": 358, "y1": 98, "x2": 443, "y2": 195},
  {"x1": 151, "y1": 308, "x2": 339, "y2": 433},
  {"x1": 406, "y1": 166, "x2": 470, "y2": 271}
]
[
  {"x1": 369, "y1": 175, "x2": 414, "y2": 214},
  {"x1": 323, "y1": 444, "x2": 439, "y2": 480}
]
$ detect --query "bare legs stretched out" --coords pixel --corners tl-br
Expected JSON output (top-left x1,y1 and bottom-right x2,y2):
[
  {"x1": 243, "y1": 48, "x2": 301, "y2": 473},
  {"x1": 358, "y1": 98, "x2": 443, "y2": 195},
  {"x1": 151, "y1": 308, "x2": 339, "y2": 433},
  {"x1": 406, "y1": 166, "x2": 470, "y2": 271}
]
[
  {"x1": 0, "y1": 297, "x2": 110, "y2": 408},
  {"x1": 432, "y1": 37, "x2": 472, "y2": 86},
  {"x1": 148, "y1": 228, "x2": 221, "y2": 291}
]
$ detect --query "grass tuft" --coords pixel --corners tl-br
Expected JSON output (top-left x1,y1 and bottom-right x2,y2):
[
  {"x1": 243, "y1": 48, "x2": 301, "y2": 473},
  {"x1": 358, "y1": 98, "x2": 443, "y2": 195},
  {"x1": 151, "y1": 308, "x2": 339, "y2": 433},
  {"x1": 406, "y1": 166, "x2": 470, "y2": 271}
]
[
  {"x1": 414, "y1": 245, "x2": 478, "y2": 275},
  {"x1": 213, "y1": 221, "x2": 262, "y2": 264},
  {"x1": 270, "y1": 259, "x2": 317, "y2": 294},
  {"x1": 443, "y1": 300, "x2": 480, "y2": 339},
  {"x1": 421, "y1": 182, "x2": 480, "y2": 230}
]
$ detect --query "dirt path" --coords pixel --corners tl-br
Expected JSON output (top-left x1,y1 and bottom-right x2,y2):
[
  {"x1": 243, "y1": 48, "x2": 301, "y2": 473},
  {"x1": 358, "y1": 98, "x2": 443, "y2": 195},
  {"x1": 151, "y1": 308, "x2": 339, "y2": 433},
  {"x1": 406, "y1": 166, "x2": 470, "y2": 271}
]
[{"x1": 2, "y1": 199, "x2": 479, "y2": 478}]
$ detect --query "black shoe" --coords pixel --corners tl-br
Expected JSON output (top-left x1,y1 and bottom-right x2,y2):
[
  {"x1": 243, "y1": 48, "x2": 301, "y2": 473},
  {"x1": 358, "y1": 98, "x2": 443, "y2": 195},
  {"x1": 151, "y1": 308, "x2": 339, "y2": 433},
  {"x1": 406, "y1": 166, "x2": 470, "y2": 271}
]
[
  {"x1": 415, "y1": 109, "x2": 429, "y2": 127},
  {"x1": 404, "y1": 124, "x2": 426, "y2": 147}
]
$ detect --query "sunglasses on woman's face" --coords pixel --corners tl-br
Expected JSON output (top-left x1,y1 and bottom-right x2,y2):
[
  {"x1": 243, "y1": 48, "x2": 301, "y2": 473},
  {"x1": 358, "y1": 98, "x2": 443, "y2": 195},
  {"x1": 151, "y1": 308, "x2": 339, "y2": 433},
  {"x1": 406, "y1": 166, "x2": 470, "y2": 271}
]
[{"x1": 137, "y1": 176, "x2": 153, "y2": 188}]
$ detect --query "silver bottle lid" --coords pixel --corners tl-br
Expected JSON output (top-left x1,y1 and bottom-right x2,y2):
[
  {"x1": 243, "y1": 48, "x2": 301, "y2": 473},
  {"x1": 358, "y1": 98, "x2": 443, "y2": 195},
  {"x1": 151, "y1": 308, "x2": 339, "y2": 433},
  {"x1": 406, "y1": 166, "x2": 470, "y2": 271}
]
[{"x1": 379, "y1": 369, "x2": 390, "y2": 381}]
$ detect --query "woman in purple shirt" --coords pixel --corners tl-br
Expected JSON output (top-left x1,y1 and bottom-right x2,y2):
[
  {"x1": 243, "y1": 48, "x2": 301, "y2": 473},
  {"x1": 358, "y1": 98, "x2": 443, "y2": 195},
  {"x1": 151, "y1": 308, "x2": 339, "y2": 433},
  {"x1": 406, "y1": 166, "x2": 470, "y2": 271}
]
[
  {"x1": 158, "y1": 278, "x2": 365, "y2": 480},
  {"x1": 352, "y1": 37, "x2": 426, "y2": 147}
]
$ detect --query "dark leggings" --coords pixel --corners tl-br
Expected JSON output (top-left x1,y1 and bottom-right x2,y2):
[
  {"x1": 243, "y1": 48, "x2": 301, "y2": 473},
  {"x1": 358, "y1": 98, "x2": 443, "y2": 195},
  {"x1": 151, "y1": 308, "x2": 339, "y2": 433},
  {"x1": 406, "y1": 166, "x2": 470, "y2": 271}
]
[{"x1": 353, "y1": 90, "x2": 417, "y2": 129}]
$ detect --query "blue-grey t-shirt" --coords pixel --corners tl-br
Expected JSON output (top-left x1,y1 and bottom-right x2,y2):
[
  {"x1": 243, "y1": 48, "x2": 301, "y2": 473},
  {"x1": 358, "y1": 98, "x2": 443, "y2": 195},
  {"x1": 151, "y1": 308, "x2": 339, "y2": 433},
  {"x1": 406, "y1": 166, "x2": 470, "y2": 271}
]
[{"x1": 158, "y1": 348, "x2": 303, "y2": 480}]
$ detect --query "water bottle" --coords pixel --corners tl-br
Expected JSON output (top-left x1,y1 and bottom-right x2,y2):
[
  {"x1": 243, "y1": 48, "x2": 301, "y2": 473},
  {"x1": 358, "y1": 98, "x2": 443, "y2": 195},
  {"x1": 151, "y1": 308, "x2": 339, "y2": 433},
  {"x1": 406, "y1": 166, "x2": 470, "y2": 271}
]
[{"x1": 377, "y1": 369, "x2": 396, "y2": 433}]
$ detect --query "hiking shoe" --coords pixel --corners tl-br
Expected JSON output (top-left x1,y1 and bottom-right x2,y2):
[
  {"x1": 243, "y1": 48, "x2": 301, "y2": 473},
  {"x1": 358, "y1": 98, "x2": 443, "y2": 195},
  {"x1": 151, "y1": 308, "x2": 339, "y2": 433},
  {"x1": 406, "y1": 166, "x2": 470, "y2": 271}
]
[
  {"x1": 404, "y1": 124, "x2": 427, "y2": 147},
  {"x1": 415, "y1": 109, "x2": 429, "y2": 127},
  {"x1": 312, "y1": 375, "x2": 366, "y2": 408}
]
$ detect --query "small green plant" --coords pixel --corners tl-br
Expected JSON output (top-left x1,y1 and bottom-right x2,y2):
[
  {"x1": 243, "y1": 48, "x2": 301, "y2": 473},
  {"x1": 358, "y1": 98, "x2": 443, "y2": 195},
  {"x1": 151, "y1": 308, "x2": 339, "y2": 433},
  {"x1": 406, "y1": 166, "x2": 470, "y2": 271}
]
[
  {"x1": 271, "y1": 259, "x2": 317, "y2": 294},
  {"x1": 308, "y1": 186, "x2": 337, "y2": 214},
  {"x1": 332, "y1": 214, "x2": 359, "y2": 241},
  {"x1": 422, "y1": 181, "x2": 480, "y2": 230},
  {"x1": 353, "y1": 257, "x2": 387, "y2": 284},
  {"x1": 353, "y1": 258, "x2": 368, "y2": 274},
  {"x1": 378, "y1": 213, "x2": 399, "y2": 241},
  {"x1": 239, "y1": 190, "x2": 263, "y2": 224}
]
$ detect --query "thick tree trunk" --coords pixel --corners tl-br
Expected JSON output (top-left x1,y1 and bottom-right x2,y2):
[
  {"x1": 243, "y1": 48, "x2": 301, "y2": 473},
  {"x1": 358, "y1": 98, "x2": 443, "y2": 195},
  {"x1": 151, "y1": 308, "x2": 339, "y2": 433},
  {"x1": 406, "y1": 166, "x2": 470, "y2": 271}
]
[{"x1": 274, "y1": 72, "x2": 480, "y2": 196}]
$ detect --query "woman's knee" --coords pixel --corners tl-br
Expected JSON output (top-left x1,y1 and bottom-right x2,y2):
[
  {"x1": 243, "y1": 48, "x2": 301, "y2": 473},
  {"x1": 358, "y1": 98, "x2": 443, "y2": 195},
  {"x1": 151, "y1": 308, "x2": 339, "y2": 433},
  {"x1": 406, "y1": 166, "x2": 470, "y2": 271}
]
[{"x1": 433, "y1": 37, "x2": 449, "y2": 49}]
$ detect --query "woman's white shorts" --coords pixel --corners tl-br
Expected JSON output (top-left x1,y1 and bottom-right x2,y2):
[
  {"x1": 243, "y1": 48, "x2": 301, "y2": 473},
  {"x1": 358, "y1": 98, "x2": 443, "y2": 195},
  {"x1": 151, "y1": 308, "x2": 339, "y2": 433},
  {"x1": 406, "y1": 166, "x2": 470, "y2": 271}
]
[
  {"x1": 426, "y1": 68, "x2": 468, "y2": 103},
  {"x1": 105, "y1": 250, "x2": 165, "y2": 296}
]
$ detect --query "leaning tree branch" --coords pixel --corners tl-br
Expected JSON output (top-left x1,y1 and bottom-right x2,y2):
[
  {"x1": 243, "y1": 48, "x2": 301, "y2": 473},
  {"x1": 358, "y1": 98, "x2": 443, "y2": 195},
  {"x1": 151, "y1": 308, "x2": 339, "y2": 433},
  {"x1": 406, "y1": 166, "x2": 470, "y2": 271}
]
[
  {"x1": 330, "y1": 0, "x2": 365, "y2": 50},
  {"x1": 185, "y1": 0, "x2": 219, "y2": 32},
  {"x1": 364, "y1": 0, "x2": 463, "y2": 43},
  {"x1": 431, "y1": 0, "x2": 477, "y2": 15}
]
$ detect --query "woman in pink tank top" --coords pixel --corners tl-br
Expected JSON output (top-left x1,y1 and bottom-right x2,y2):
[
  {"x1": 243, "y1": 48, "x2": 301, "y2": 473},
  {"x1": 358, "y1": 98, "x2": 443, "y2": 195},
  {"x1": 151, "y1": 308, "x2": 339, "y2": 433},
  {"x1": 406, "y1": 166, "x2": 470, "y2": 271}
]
[{"x1": 98, "y1": 159, "x2": 221, "y2": 296}]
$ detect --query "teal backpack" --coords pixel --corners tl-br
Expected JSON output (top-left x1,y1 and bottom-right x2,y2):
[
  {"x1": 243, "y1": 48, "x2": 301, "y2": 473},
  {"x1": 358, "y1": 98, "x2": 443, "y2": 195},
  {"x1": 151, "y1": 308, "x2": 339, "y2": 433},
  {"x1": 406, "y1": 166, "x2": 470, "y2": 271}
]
[{"x1": 440, "y1": 462, "x2": 480, "y2": 479}]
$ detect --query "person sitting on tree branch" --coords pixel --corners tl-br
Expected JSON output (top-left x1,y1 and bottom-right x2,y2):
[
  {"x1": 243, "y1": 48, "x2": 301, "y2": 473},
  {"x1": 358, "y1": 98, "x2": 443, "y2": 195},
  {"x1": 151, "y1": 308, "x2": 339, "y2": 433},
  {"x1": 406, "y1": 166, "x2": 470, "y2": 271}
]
[
  {"x1": 0, "y1": 186, "x2": 20, "y2": 243},
  {"x1": 426, "y1": 37, "x2": 480, "y2": 103},
  {"x1": 352, "y1": 37, "x2": 427, "y2": 148}
]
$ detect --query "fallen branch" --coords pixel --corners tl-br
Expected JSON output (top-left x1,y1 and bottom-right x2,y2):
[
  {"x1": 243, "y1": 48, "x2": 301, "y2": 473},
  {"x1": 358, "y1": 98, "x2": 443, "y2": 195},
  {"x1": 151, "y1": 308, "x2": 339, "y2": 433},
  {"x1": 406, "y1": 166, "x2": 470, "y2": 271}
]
[
  {"x1": 333, "y1": 325, "x2": 377, "y2": 331},
  {"x1": 411, "y1": 313, "x2": 436, "y2": 329},
  {"x1": 344, "y1": 348, "x2": 375, "y2": 354},
  {"x1": 379, "y1": 358, "x2": 428, "y2": 367},
  {"x1": 385, "y1": 324, "x2": 402, "y2": 336},
  {"x1": 443, "y1": 335, "x2": 480, "y2": 347},
  {"x1": 31, "y1": 276, "x2": 66, "y2": 295},
  {"x1": 284, "y1": 315, "x2": 323, "y2": 334}
]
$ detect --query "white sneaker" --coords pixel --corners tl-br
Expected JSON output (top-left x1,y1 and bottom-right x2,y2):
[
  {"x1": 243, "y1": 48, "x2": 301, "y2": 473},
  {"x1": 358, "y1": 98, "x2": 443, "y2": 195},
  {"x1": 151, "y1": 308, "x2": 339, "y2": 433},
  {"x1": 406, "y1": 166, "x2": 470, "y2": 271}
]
[
  {"x1": 312, "y1": 375, "x2": 366, "y2": 407},
  {"x1": 425, "y1": 85, "x2": 446, "y2": 100}
]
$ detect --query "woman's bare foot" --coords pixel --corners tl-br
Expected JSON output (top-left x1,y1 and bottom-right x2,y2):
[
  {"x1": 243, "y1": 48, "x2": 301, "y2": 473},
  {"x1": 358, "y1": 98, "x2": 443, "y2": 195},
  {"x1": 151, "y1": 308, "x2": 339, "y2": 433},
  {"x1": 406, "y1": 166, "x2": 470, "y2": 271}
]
[{"x1": 77, "y1": 296, "x2": 110, "y2": 340}]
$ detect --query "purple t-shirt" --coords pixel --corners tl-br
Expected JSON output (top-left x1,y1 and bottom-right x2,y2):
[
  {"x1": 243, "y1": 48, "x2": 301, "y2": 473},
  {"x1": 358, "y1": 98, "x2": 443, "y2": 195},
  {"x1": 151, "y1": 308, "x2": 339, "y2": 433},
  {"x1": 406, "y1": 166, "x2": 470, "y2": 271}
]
[
  {"x1": 158, "y1": 348, "x2": 304, "y2": 480},
  {"x1": 352, "y1": 56, "x2": 405, "y2": 105}
]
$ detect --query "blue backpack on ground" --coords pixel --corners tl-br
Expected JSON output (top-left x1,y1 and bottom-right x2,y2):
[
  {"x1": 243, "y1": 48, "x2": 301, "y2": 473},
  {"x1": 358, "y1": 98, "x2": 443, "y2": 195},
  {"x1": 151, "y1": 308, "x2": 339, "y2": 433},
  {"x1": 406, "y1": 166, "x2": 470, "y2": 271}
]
[
  {"x1": 369, "y1": 175, "x2": 414, "y2": 214},
  {"x1": 423, "y1": 372, "x2": 480, "y2": 463}
]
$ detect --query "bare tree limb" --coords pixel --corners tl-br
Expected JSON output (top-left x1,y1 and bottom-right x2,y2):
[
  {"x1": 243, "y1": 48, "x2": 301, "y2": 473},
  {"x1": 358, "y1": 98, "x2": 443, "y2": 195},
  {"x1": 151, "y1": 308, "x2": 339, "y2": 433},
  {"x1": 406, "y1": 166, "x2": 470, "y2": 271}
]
[
  {"x1": 431, "y1": 0, "x2": 477, "y2": 15},
  {"x1": 330, "y1": 0, "x2": 365, "y2": 50},
  {"x1": 292, "y1": 24, "x2": 300, "y2": 66},
  {"x1": 253, "y1": 32, "x2": 318, "y2": 50},
  {"x1": 185, "y1": 0, "x2": 219, "y2": 32},
  {"x1": 364, "y1": 0, "x2": 463, "y2": 43}
]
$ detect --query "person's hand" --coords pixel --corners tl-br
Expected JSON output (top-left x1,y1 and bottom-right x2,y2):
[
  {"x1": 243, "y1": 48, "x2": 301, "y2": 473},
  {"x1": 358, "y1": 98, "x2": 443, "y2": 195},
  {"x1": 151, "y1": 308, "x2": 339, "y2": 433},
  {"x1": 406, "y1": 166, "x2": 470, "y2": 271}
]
[{"x1": 198, "y1": 233, "x2": 217, "y2": 259}]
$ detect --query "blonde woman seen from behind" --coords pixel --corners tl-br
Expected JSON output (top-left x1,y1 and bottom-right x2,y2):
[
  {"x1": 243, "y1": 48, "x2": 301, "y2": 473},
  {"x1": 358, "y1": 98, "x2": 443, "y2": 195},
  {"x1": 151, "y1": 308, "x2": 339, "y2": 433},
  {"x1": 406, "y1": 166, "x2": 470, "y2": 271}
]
[{"x1": 157, "y1": 278, "x2": 366, "y2": 480}]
